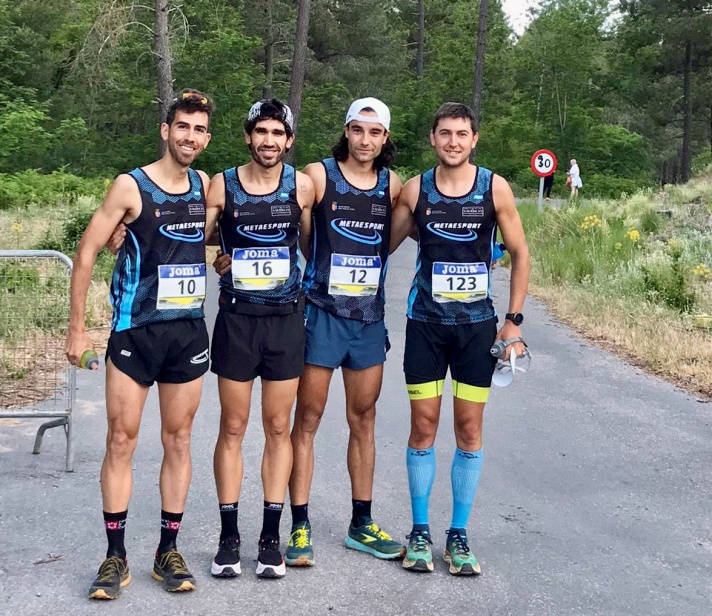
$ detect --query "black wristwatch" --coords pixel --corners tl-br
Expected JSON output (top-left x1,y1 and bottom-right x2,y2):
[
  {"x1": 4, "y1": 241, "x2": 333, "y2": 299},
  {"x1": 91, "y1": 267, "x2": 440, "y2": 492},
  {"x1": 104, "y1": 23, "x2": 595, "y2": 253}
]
[{"x1": 505, "y1": 312, "x2": 524, "y2": 326}]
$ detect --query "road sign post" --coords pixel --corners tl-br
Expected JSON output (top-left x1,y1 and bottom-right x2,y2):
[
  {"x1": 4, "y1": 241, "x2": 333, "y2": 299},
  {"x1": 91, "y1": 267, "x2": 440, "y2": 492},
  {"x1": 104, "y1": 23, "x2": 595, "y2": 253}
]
[{"x1": 531, "y1": 149, "x2": 557, "y2": 212}]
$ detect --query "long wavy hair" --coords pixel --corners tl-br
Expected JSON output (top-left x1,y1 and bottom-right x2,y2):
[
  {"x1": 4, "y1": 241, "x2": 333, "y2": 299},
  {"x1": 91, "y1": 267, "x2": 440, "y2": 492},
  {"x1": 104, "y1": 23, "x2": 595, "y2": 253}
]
[{"x1": 331, "y1": 134, "x2": 397, "y2": 171}]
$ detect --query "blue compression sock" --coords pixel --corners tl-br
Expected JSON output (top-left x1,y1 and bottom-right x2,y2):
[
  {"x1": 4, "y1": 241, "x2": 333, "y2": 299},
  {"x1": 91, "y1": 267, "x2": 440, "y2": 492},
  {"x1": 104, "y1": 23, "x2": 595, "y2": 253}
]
[
  {"x1": 450, "y1": 448, "x2": 483, "y2": 530},
  {"x1": 407, "y1": 446, "x2": 436, "y2": 527}
]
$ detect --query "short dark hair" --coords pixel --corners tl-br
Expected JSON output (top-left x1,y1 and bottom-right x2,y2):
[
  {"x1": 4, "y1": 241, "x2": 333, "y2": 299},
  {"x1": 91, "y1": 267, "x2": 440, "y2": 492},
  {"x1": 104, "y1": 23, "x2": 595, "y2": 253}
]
[
  {"x1": 243, "y1": 98, "x2": 294, "y2": 138},
  {"x1": 331, "y1": 135, "x2": 396, "y2": 171},
  {"x1": 165, "y1": 89, "x2": 214, "y2": 126},
  {"x1": 431, "y1": 102, "x2": 477, "y2": 134}
]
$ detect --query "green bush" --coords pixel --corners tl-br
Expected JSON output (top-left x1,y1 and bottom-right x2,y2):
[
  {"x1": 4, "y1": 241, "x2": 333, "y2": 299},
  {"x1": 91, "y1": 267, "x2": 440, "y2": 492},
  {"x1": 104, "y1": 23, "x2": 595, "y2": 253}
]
[{"x1": 0, "y1": 170, "x2": 106, "y2": 210}]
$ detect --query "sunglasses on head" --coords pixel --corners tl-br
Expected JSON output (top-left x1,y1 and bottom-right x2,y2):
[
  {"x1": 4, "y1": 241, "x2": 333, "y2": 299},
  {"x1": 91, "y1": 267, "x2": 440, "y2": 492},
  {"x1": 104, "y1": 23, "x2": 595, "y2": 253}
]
[{"x1": 173, "y1": 92, "x2": 208, "y2": 106}]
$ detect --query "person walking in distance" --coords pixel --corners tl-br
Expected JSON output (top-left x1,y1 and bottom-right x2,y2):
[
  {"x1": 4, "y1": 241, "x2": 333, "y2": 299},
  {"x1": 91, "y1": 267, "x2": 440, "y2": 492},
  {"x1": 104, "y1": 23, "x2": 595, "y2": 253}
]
[
  {"x1": 390, "y1": 102, "x2": 530, "y2": 575},
  {"x1": 567, "y1": 159, "x2": 582, "y2": 200},
  {"x1": 65, "y1": 90, "x2": 214, "y2": 599}
]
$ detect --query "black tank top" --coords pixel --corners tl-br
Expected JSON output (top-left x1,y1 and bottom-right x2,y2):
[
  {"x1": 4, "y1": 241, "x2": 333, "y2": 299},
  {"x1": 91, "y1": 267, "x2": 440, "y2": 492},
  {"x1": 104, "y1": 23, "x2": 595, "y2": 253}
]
[
  {"x1": 302, "y1": 158, "x2": 391, "y2": 323},
  {"x1": 218, "y1": 164, "x2": 302, "y2": 313},
  {"x1": 407, "y1": 166, "x2": 497, "y2": 325},
  {"x1": 110, "y1": 168, "x2": 206, "y2": 332}
]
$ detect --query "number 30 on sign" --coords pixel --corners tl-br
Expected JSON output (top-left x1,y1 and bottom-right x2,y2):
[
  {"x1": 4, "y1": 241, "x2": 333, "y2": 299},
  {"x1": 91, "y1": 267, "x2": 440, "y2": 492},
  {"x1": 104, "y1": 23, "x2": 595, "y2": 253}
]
[{"x1": 530, "y1": 149, "x2": 557, "y2": 177}]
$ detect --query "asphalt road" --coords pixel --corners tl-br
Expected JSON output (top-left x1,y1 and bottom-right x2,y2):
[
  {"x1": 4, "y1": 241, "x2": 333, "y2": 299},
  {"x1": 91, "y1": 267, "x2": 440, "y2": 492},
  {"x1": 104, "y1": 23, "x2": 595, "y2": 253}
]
[{"x1": 1, "y1": 241, "x2": 711, "y2": 615}]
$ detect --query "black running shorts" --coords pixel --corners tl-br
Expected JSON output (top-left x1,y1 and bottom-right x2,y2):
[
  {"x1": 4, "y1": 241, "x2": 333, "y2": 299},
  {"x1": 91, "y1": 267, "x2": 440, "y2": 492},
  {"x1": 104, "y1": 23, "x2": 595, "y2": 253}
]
[
  {"x1": 106, "y1": 319, "x2": 210, "y2": 387},
  {"x1": 210, "y1": 309, "x2": 305, "y2": 382},
  {"x1": 403, "y1": 317, "x2": 498, "y2": 387}
]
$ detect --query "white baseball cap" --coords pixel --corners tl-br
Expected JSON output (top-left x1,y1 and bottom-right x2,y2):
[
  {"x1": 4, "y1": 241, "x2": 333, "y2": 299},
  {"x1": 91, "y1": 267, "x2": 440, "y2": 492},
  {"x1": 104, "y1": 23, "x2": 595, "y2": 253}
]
[{"x1": 345, "y1": 97, "x2": 390, "y2": 131}]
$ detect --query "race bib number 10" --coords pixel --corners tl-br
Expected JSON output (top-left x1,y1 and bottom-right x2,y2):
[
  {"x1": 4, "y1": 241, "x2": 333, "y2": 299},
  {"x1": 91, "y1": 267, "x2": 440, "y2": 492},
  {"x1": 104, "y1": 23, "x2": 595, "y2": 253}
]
[
  {"x1": 431, "y1": 261, "x2": 488, "y2": 303},
  {"x1": 328, "y1": 253, "x2": 382, "y2": 296},
  {"x1": 157, "y1": 263, "x2": 206, "y2": 310},
  {"x1": 232, "y1": 246, "x2": 290, "y2": 290}
]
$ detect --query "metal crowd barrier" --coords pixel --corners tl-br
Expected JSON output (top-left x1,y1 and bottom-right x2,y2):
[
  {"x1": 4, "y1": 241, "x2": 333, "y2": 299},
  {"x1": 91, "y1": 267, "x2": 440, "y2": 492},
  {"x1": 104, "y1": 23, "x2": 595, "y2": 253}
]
[{"x1": 0, "y1": 250, "x2": 76, "y2": 471}]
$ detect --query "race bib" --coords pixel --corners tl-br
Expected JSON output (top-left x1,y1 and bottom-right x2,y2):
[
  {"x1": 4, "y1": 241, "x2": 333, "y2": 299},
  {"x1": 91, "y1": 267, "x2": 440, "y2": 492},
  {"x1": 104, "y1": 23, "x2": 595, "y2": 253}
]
[
  {"x1": 156, "y1": 263, "x2": 206, "y2": 310},
  {"x1": 328, "y1": 253, "x2": 382, "y2": 296},
  {"x1": 231, "y1": 246, "x2": 290, "y2": 290},
  {"x1": 431, "y1": 261, "x2": 488, "y2": 303}
]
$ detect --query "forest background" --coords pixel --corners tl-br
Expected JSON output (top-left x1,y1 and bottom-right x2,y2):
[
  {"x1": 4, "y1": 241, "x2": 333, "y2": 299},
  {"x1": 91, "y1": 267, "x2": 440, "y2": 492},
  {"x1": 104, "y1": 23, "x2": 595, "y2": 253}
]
[
  {"x1": 1, "y1": 0, "x2": 711, "y2": 398},
  {"x1": 1, "y1": 0, "x2": 711, "y2": 198}
]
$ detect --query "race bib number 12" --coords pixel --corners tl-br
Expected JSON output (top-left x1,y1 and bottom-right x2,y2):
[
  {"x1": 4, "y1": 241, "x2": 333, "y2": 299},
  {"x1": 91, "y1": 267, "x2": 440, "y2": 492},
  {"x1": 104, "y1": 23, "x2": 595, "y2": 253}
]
[{"x1": 328, "y1": 253, "x2": 382, "y2": 296}]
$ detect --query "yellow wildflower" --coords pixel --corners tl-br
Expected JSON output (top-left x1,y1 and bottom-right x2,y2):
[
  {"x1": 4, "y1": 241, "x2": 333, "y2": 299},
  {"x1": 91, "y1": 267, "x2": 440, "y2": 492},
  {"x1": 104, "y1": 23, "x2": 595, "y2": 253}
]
[
  {"x1": 692, "y1": 264, "x2": 712, "y2": 282},
  {"x1": 11, "y1": 220, "x2": 24, "y2": 235},
  {"x1": 626, "y1": 228, "x2": 640, "y2": 243},
  {"x1": 614, "y1": 242, "x2": 622, "y2": 251}
]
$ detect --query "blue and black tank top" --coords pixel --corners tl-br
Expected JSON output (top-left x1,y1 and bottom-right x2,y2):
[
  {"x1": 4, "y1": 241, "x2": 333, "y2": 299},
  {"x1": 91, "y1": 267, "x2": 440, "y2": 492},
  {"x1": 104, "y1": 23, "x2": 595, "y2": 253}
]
[
  {"x1": 110, "y1": 168, "x2": 207, "y2": 332},
  {"x1": 217, "y1": 164, "x2": 302, "y2": 313},
  {"x1": 407, "y1": 166, "x2": 498, "y2": 325},
  {"x1": 302, "y1": 158, "x2": 391, "y2": 323}
]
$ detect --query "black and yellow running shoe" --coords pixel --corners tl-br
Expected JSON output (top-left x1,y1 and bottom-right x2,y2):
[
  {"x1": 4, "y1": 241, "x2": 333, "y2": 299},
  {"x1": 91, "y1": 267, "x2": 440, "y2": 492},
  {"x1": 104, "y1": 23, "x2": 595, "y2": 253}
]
[
  {"x1": 151, "y1": 550, "x2": 196, "y2": 592},
  {"x1": 87, "y1": 556, "x2": 131, "y2": 600}
]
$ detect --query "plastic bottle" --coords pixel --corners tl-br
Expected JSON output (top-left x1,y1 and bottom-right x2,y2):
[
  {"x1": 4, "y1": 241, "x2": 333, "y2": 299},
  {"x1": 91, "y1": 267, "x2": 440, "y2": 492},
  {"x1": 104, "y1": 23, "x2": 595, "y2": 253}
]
[{"x1": 79, "y1": 349, "x2": 99, "y2": 370}]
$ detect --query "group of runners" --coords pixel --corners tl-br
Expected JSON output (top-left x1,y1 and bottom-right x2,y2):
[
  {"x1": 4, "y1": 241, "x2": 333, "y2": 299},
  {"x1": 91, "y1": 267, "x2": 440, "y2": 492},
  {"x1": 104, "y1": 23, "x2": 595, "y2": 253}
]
[{"x1": 64, "y1": 89, "x2": 530, "y2": 599}]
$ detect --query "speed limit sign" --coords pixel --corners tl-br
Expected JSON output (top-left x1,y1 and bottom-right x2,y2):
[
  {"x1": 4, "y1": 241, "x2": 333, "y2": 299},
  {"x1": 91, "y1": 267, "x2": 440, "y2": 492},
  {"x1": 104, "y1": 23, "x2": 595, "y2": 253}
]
[{"x1": 531, "y1": 149, "x2": 557, "y2": 177}]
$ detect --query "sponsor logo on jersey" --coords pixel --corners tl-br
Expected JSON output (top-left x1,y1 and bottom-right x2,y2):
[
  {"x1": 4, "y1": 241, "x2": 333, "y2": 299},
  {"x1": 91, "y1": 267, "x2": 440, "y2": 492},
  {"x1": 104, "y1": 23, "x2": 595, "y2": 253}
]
[
  {"x1": 426, "y1": 221, "x2": 479, "y2": 241},
  {"x1": 331, "y1": 201, "x2": 354, "y2": 212},
  {"x1": 154, "y1": 209, "x2": 176, "y2": 218},
  {"x1": 425, "y1": 208, "x2": 446, "y2": 216},
  {"x1": 189, "y1": 203, "x2": 205, "y2": 216},
  {"x1": 462, "y1": 206, "x2": 484, "y2": 217},
  {"x1": 236, "y1": 222, "x2": 290, "y2": 242},
  {"x1": 158, "y1": 221, "x2": 205, "y2": 242},
  {"x1": 330, "y1": 219, "x2": 383, "y2": 245},
  {"x1": 371, "y1": 203, "x2": 387, "y2": 217},
  {"x1": 271, "y1": 205, "x2": 292, "y2": 217},
  {"x1": 190, "y1": 349, "x2": 209, "y2": 365},
  {"x1": 233, "y1": 209, "x2": 255, "y2": 218}
]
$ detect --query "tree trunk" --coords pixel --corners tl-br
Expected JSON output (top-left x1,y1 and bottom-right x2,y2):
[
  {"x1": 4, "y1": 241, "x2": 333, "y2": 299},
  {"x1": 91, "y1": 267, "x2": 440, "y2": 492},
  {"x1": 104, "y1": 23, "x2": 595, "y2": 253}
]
[
  {"x1": 416, "y1": 0, "x2": 425, "y2": 79},
  {"x1": 263, "y1": 0, "x2": 274, "y2": 99},
  {"x1": 154, "y1": 0, "x2": 173, "y2": 157},
  {"x1": 680, "y1": 38, "x2": 693, "y2": 183},
  {"x1": 287, "y1": 0, "x2": 311, "y2": 163},
  {"x1": 470, "y1": 0, "x2": 488, "y2": 161}
]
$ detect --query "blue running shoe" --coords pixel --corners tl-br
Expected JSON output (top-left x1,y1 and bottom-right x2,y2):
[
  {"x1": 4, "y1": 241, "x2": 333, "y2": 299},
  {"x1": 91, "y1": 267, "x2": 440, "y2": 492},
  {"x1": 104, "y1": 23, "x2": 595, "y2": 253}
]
[
  {"x1": 285, "y1": 522, "x2": 314, "y2": 567},
  {"x1": 402, "y1": 529, "x2": 434, "y2": 572},
  {"x1": 345, "y1": 519, "x2": 405, "y2": 560},
  {"x1": 444, "y1": 529, "x2": 480, "y2": 576}
]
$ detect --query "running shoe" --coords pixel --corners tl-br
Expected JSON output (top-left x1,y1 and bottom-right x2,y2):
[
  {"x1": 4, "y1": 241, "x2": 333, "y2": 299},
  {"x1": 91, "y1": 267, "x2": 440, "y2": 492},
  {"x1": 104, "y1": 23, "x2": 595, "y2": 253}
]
[
  {"x1": 444, "y1": 529, "x2": 481, "y2": 575},
  {"x1": 151, "y1": 549, "x2": 197, "y2": 591},
  {"x1": 211, "y1": 535, "x2": 241, "y2": 577},
  {"x1": 344, "y1": 519, "x2": 405, "y2": 560},
  {"x1": 256, "y1": 537, "x2": 286, "y2": 578},
  {"x1": 402, "y1": 529, "x2": 434, "y2": 572},
  {"x1": 285, "y1": 522, "x2": 314, "y2": 567},
  {"x1": 87, "y1": 556, "x2": 131, "y2": 600}
]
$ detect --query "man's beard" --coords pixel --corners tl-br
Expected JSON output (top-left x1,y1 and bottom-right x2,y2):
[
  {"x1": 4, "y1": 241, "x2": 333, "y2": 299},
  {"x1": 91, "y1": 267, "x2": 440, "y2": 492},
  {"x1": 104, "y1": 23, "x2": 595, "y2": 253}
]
[{"x1": 250, "y1": 144, "x2": 286, "y2": 168}]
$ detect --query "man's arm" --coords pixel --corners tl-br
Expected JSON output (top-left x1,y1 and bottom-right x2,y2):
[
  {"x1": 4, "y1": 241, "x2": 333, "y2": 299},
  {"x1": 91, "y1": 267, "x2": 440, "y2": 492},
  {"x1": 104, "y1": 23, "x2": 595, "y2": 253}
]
[
  {"x1": 65, "y1": 174, "x2": 140, "y2": 366},
  {"x1": 296, "y1": 170, "x2": 316, "y2": 260},
  {"x1": 389, "y1": 176, "x2": 418, "y2": 254},
  {"x1": 205, "y1": 171, "x2": 225, "y2": 246},
  {"x1": 492, "y1": 173, "x2": 531, "y2": 359}
]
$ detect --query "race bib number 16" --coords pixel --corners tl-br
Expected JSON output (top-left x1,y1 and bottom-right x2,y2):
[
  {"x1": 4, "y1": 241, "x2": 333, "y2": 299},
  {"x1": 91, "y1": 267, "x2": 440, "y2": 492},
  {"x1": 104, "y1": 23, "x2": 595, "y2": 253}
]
[
  {"x1": 157, "y1": 263, "x2": 206, "y2": 310},
  {"x1": 232, "y1": 246, "x2": 290, "y2": 290}
]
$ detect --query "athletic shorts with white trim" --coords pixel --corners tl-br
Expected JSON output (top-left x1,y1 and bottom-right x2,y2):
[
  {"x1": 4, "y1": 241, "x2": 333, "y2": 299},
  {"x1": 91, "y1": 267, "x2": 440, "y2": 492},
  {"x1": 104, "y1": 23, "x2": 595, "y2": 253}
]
[
  {"x1": 304, "y1": 303, "x2": 388, "y2": 371},
  {"x1": 106, "y1": 318, "x2": 209, "y2": 387},
  {"x1": 403, "y1": 317, "x2": 497, "y2": 401},
  {"x1": 211, "y1": 308, "x2": 305, "y2": 382}
]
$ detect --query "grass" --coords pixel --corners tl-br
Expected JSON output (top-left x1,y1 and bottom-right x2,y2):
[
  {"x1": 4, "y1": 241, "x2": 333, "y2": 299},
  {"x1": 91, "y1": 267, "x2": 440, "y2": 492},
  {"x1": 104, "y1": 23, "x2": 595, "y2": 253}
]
[{"x1": 518, "y1": 167, "x2": 712, "y2": 397}]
